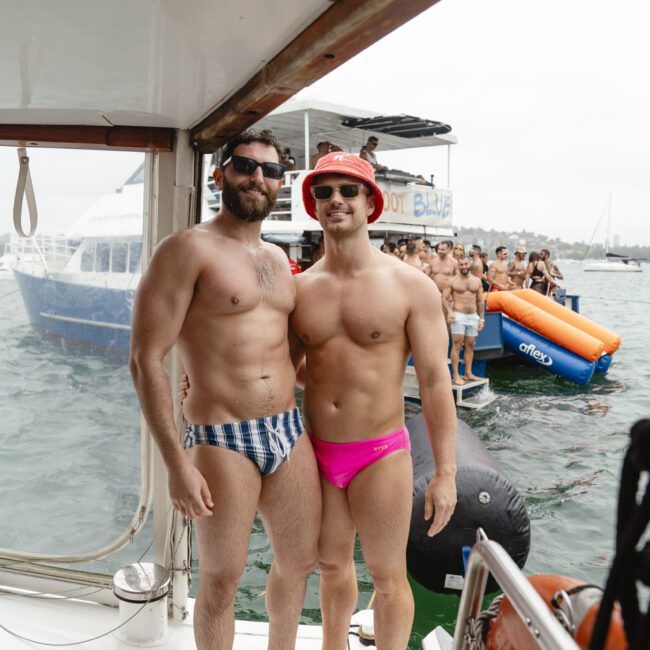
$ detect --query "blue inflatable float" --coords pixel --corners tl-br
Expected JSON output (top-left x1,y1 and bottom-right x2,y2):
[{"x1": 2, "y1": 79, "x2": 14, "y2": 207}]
[{"x1": 502, "y1": 317, "x2": 596, "y2": 384}]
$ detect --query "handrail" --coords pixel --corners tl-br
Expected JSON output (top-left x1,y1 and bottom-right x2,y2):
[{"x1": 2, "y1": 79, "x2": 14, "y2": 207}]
[{"x1": 453, "y1": 529, "x2": 580, "y2": 650}]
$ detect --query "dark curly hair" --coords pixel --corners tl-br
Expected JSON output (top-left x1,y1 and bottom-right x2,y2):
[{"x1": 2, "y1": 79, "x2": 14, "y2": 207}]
[{"x1": 220, "y1": 129, "x2": 284, "y2": 166}]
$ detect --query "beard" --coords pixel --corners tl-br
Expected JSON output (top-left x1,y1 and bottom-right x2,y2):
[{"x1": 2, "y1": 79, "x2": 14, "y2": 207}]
[{"x1": 221, "y1": 176, "x2": 277, "y2": 222}]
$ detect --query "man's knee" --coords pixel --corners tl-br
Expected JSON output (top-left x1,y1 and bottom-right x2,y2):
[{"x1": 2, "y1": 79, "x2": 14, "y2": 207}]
[
  {"x1": 197, "y1": 567, "x2": 243, "y2": 615},
  {"x1": 275, "y1": 546, "x2": 319, "y2": 578},
  {"x1": 364, "y1": 560, "x2": 407, "y2": 595},
  {"x1": 319, "y1": 555, "x2": 355, "y2": 581}
]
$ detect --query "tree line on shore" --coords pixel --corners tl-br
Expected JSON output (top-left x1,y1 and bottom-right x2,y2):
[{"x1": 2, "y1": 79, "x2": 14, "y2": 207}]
[{"x1": 455, "y1": 226, "x2": 649, "y2": 260}]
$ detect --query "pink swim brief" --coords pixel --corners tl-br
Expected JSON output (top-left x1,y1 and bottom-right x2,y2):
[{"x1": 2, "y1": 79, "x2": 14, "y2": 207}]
[{"x1": 309, "y1": 426, "x2": 411, "y2": 489}]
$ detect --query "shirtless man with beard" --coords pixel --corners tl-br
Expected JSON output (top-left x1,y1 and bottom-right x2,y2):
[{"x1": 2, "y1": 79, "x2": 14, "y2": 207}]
[
  {"x1": 508, "y1": 245, "x2": 528, "y2": 290},
  {"x1": 292, "y1": 153, "x2": 457, "y2": 650},
  {"x1": 429, "y1": 240, "x2": 459, "y2": 293},
  {"x1": 442, "y1": 256, "x2": 485, "y2": 385},
  {"x1": 130, "y1": 130, "x2": 320, "y2": 650},
  {"x1": 487, "y1": 245, "x2": 514, "y2": 291},
  {"x1": 402, "y1": 239, "x2": 426, "y2": 272}
]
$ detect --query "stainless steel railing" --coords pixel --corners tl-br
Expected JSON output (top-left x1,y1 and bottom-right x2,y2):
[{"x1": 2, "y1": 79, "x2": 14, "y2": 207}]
[{"x1": 453, "y1": 529, "x2": 580, "y2": 650}]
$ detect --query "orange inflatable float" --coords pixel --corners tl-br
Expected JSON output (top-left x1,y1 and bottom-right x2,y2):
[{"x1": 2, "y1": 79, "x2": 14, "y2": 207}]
[
  {"x1": 486, "y1": 292, "x2": 605, "y2": 362},
  {"x1": 511, "y1": 289, "x2": 621, "y2": 355},
  {"x1": 484, "y1": 574, "x2": 627, "y2": 650}
]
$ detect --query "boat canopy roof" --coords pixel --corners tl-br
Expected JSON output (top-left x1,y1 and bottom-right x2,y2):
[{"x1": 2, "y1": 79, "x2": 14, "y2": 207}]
[
  {"x1": 253, "y1": 98, "x2": 456, "y2": 165},
  {"x1": 1, "y1": 1, "x2": 441, "y2": 152}
]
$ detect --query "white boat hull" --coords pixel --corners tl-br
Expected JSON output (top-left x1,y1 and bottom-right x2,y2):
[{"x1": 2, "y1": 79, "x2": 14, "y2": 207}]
[{"x1": 584, "y1": 261, "x2": 641, "y2": 272}]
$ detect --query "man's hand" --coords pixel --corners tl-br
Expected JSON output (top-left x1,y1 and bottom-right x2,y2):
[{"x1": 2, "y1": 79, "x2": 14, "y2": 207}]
[
  {"x1": 446, "y1": 312, "x2": 456, "y2": 325},
  {"x1": 478, "y1": 319, "x2": 485, "y2": 332},
  {"x1": 424, "y1": 472, "x2": 457, "y2": 536},
  {"x1": 179, "y1": 373, "x2": 190, "y2": 407},
  {"x1": 169, "y1": 460, "x2": 214, "y2": 519}
]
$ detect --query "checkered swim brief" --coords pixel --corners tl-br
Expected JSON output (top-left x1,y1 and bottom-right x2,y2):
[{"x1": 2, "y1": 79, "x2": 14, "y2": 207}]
[{"x1": 183, "y1": 407, "x2": 303, "y2": 475}]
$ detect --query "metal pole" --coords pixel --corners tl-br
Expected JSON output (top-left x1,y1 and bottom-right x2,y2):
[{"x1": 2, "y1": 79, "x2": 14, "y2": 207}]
[
  {"x1": 447, "y1": 144, "x2": 451, "y2": 188},
  {"x1": 304, "y1": 110, "x2": 310, "y2": 169}
]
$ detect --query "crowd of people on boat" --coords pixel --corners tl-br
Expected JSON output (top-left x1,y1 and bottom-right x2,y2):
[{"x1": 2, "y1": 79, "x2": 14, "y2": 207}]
[{"x1": 381, "y1": 238, "x2": 563, "y2": 296}]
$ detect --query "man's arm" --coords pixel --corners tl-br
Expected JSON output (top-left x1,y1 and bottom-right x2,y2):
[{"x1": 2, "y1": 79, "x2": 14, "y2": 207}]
[
  {"x1": 129, "y1": 230, "x2": 213, "y2": 519},
  {"x1": 442, "y1": 283, "x2": 454, "y2": 320},
  {"x1": 475, "y1": 282, "x2": 485, "y2": 331},
  {"x1": 551, "y1": 262, "x2": 563, "y2": 280},
  {"x1": 487, "y1": 262, "x2": 495, "y2": 285},
  {"x1": 405, "y1": 274, "x2": 457, "y2": 537}
]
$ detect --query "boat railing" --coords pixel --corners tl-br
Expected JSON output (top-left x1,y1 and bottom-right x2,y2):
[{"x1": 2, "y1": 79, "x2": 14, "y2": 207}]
[
  {"x1": 453, "y1": 528, "x2": 579, "y2": 650},
  {"x1": 10, "y1": 233, "x2": 77, "y2": 275}
]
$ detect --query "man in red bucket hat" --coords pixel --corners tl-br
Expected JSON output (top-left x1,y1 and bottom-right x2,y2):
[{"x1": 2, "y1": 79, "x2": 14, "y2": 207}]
[{"x1": 292, "y1": 152, "x2": 457, "y2": 648}]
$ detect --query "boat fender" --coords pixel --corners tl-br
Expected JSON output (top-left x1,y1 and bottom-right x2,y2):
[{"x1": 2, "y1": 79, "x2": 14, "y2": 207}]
[
  {"x1": 406, "y1": 414, "x2": 530, "y2": 594},
  {"x1": 483, "y1": 574, "x2": 628, "y2": 650}
]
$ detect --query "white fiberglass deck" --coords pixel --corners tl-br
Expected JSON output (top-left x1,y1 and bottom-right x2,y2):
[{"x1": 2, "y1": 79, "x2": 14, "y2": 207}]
[{"x1": 0, "y1": 591, "x2": 372, "y2": 649}]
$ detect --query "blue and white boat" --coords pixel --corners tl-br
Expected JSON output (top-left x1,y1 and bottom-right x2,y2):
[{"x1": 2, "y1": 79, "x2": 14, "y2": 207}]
[{"x1": 10, "y1": 167, "x2": 144, "y2": 351}]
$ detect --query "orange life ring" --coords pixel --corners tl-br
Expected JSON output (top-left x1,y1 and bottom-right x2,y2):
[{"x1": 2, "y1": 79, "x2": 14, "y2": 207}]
[{"x1": 483, "y1": 574, "x2": 627, "y2": 650}]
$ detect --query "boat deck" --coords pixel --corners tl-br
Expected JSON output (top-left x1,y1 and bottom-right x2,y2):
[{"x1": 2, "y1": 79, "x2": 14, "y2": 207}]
[{"x1": 0, "y1": 590, "x2": 371, "y2": 649}]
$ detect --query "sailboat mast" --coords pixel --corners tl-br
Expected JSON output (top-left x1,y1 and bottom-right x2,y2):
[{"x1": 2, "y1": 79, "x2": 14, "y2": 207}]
[{"x1": 605, "y1": 193, "x2": 612, "y2": 256}]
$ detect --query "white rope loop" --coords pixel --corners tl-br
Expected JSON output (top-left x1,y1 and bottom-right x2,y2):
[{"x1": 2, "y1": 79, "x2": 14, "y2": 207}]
[{"x1": 13, "y1": 147, "x2": 38, "y2": 237}]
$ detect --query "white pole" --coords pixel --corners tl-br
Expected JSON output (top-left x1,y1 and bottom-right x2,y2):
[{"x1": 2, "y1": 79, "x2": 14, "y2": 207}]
[
  {"x1": 304, "y1": 110, "x2": 310, "y2": 169},
  {"x1": 447, "y1": 144, "x2": 451, "y2": 188}
]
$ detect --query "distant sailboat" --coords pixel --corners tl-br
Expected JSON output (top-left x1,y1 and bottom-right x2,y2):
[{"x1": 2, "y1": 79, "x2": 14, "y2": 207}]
[{"x1": 584, "y1": 195, "x2": 642, "y2": 272}]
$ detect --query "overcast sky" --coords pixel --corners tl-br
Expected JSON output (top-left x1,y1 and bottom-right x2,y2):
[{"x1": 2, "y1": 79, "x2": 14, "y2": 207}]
[{"x1": 1, "y1": 0, "x2": 648, "y2": 245}]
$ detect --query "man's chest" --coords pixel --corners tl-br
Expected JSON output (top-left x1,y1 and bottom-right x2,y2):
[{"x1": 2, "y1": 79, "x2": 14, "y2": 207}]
[
  {"x1": 195, "y1": 251, "x2": 295, "y2": 316},
  {"x1": 292, "y1": 277, "x2": 407, "y2": 347}
]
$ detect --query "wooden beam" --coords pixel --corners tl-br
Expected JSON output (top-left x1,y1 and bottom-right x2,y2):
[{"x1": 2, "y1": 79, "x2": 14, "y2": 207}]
[
  {"x1": 191, "y1": 0, "x2": 440, "y2": 152},
  {"x1": 0, "y1": 125, "x2": 174, "y2": 151}
]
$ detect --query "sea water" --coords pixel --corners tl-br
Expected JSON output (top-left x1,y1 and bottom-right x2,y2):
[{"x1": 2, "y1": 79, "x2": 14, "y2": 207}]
[{"x1": 0, "y1": 263, "x2": 648, "y2": 648}]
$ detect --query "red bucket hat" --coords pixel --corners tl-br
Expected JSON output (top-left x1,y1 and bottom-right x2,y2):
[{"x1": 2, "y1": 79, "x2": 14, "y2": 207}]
[{"x1": 301, "y1": 153, "x2": 384, "y2": 223}]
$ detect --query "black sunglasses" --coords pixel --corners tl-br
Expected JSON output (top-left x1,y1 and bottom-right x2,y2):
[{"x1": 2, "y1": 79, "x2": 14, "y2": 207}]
[
  {"x1": 310, "y1": 183, "x2": 367, "y2": 200},
  {"x1": 221, "y1": 154, "x2": 286, "y2": 180}
]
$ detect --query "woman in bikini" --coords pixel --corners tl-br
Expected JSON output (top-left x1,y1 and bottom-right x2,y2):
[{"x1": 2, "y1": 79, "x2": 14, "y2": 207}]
[{"x1": 526, "y1": 251, "x2": 555, "y2": 295}]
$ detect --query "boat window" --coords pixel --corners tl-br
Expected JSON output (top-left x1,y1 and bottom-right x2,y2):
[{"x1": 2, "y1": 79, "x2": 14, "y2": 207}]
[
  {"x1": 111, "y1": 243, "x2": 128, "y2": 273},
  {"x1": 129, "y1": 242, "x2": 142, "y2": 273},
  {"x1": 96, "y1": 242, "x2": 111, "y2": 272},
  {"x1": 81, "y1": 244, "x2": 96, "y2": 272},
  {"x1": 0, "y1": 147, "x2": 151, "y2": 569}
]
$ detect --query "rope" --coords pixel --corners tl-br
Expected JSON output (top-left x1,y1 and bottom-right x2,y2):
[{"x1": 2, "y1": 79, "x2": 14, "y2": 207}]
[
  {"x1": 0, "y1": 289, "x2": 19, "y2": 301},
  {"x1": 589, "y1": 419, "x2": 650, "y2": 650},
  {"x1": 13, "y1": 148, "x2": 38, "y2": 237}
]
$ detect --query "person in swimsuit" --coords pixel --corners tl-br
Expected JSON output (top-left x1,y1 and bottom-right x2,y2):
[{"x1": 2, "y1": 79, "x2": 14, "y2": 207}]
[
  {"x1": 508, "y1": 245, "x2": 528, "y2": 290},
  {"x1": 429, "y1": 240, "x2": 458, "y2": 293},
  {"x1": 129, "y1": 130, "x2": 321, "y2": 650},
  {"x1": 526, "y1": 250, "x2": 555, "y2": 294},
  {"x1": 487, "y1": 245, "x2": 514, "y2": 291},
  {"x1": 442, "y1": 256, "x2": 485, "y2": 385},
  {"x1": 292, "y1": 153, "x2": 457, "y2": 649}
]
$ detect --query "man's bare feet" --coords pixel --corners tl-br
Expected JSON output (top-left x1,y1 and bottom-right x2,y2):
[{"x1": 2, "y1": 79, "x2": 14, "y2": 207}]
[
  {"x1": 452, "y1": 376, "x2": 466, "y2": 386},
  {"x1": 464, "y1": 373, "x2": 483, "y2": 382}
]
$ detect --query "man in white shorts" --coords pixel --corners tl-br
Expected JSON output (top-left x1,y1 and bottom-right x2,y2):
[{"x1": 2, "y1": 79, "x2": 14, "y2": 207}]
[{"x1": 442, "y1": 256, "x2": 485, "y2": 385}]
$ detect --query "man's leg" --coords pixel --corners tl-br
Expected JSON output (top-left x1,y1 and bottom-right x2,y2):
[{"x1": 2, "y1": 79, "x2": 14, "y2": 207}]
[
  {"x1": 188, "y1": 446, "x2": 262, "y2": 650},
  {"x1": 258, "y1": 433, "x2": 321, "y2": 650},
  {"x1": 463, "y1": 336, "x2": 481, "y2": 380},
  {"x1": 450, "y1": 333, "x2": 465, "y2": 384},
  {"x1": 348, "y1": 451, "x2": 414, "y2": 650},
  {"x1": 318, "y1": 476, "x2": 358, "y2": 650}
]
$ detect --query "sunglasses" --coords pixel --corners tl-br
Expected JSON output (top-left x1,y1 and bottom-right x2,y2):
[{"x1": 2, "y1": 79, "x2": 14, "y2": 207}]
[
  {"x1": 221, "y1": 154, "x2": 286, "y2": 180},
  {"x1": 310, "y1": 183, "x2": 367, "y2": 200}
]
